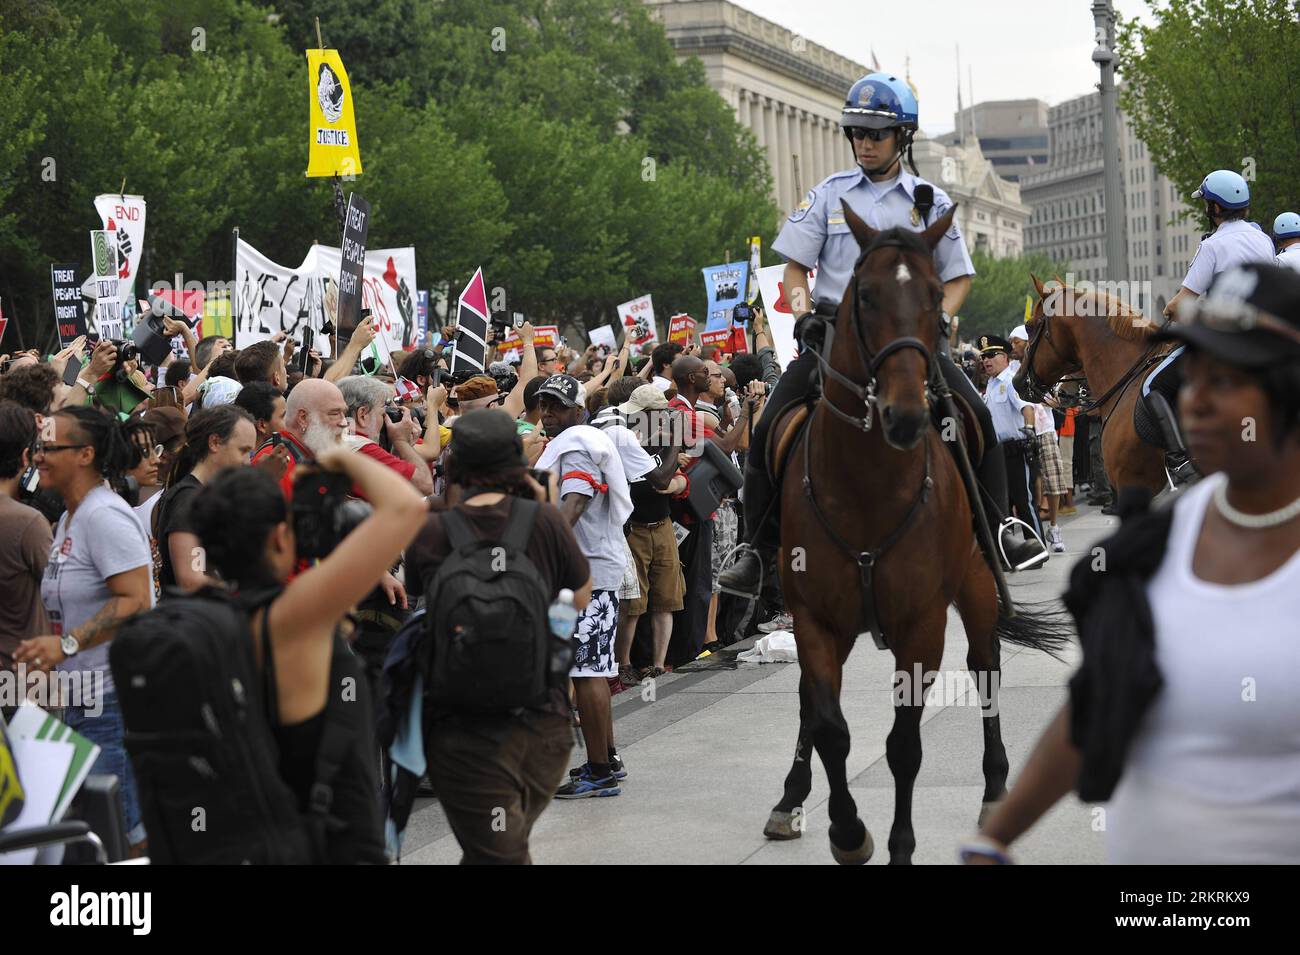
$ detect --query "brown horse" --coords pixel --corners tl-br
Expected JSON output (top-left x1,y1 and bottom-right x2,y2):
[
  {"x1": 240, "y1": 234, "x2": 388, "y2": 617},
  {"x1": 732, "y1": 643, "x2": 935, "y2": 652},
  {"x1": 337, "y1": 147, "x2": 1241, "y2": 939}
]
[
  {"x1": 1014, "y1": 276, "x2": 1170, "y2": 495},
  {"x1": 764, "y1": 207, "x2": 1071, "y2": 865}
]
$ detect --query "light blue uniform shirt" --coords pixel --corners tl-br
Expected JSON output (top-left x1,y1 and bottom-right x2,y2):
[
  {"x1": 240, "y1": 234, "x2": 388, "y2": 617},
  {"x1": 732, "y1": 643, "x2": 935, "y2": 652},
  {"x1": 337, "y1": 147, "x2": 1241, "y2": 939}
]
[
  {"x1": 982, "y1": 365, "x2": 1031, "y2": 442},
  {"x1": 1276, "y1": 245, "x2": 1300, "y2": 274},
  {"x1": 772, "y1": 166, "x2": 975, "y2": 307},
  {"x1": 1181, "y1": 219, "x2": 1276, "y2": 294}
]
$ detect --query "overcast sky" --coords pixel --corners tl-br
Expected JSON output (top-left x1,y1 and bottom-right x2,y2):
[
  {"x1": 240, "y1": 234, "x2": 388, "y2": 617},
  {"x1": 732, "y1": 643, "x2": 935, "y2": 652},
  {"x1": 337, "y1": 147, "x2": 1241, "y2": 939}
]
[{"x1": 730, "y1": 0, "x2": 1161, "y2": 136}]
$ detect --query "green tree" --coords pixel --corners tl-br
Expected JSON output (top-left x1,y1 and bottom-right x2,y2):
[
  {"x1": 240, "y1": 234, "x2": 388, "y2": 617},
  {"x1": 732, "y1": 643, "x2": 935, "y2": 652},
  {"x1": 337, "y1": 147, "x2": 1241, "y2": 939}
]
[
  {"x1": 958, "y1": 250, "x2": 1072, "y2": 343},
  {"x1": 1117, "y1": 0, "x2": 1300, "y2": 229}
]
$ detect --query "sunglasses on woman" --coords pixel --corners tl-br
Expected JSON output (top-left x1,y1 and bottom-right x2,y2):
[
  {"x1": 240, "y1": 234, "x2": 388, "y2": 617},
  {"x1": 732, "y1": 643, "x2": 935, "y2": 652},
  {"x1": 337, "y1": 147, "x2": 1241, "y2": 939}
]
[{"x1": 848, "y1": 127, "x2": 895, "y2": 142}]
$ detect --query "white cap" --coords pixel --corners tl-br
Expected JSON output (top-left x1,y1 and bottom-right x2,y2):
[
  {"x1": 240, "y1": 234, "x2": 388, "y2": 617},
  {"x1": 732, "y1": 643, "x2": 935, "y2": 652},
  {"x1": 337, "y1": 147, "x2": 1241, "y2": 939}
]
[{"x1": 1009, "y1": 324, "x2": 1028, "y2": 341}]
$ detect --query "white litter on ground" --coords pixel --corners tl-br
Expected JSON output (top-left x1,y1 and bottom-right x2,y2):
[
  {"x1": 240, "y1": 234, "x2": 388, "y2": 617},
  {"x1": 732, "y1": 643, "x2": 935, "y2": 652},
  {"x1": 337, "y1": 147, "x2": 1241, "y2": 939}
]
[{"x1": 736, "y1": 631, "x2": 798, "y2": 663}]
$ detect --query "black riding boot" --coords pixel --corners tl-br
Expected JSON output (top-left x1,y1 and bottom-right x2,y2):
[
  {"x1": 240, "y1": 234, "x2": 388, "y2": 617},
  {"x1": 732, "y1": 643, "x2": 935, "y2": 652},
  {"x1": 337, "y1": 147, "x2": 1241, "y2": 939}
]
[
  {"x1": 718, "y1": 460, "x2": 779, "y2": 596},
  {"x1": 937, "y1": 353, "x2": 1048, "y2": 571},
  {"x1": 719, "y1": 348, "x2": 821, "y2": 598},
  {"x1": 1146, "y1": 390, "x2": 1198, "y2": 486}
]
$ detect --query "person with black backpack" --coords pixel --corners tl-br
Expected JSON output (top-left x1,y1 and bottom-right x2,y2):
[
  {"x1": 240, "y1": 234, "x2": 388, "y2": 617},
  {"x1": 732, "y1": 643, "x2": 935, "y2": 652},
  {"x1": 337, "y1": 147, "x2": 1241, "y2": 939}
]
[
  {"x1": 110, "y1": 446, "x2": 427, "y2": 864},
  {"x1": 404, "y1": 409, "x2": 592, "y2": 864}
]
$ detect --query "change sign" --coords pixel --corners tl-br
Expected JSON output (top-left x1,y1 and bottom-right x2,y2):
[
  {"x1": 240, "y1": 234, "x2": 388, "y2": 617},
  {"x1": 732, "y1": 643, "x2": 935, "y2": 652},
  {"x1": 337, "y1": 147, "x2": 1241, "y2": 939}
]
[
  {"x1": 337, "y1": 193, "x2": 371, "y2": 340},
  {"x1": 50, "y1": 264, "x2": 86, "y2": 347}
]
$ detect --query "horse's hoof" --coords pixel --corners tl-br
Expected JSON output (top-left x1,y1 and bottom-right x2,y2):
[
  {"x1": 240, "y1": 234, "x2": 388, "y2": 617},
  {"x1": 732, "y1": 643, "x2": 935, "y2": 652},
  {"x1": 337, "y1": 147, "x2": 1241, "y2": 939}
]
[
  {"x1": 763, "y1": 809, "x2": 803, "y2": 840},
  {"x1": 830, "y1": 828, "x2": 874, "y2": 865},
  {"x1": 977, "y1": 800, "x2": 1003, "y2": 828}
]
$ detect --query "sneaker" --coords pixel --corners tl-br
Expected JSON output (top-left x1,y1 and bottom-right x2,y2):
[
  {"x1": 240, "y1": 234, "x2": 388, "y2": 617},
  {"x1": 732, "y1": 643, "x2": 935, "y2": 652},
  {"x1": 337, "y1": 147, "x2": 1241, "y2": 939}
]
[
  {"x1": 556, "y1": 765, "x2": 621, "y2": 799},
  {"x1": 640, "y1": 665, "x2": 666, "y2": 681},
  {"x1": 1101, "y1": 501, "x2": 1119, "y2": 516},
  {"x1": 758, "y1": 612, "x2": 794, "y2": 633},
  {"x1": 1058, "y1": 504, "x2": 1078, "y2": 515},
  {"x1": 1048, "y1": 525, "x2": 1065, "y2": 553},
  {"x1": 618, "y1": 664, "x2": 640, "y2": 687},
  {"x1": 569, "y1": 754, "x2": 628, "y2": 781}
]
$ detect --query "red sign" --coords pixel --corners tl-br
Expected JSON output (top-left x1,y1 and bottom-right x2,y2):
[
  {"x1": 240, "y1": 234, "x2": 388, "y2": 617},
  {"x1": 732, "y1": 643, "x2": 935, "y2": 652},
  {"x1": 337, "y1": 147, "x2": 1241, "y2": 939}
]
[
  {"x1": 667, "y1": 313, "x2": 696, "y2": 345},
  {"x1": 499, "y1": 324, "x2": 559, "y2": 351},
  {"x1": 699, "y1": 328, "x2": 731, "y2": 349}
]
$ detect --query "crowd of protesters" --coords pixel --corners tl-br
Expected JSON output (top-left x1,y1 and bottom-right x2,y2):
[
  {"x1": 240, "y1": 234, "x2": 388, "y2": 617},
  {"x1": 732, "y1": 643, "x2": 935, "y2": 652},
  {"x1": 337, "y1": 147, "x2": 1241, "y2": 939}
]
[
  {"x1": 7, "y1": 263, "x2": 1290, "y2": 866},
  {"x1": 0, "y1": 297, "x2": 790, "y2": 862}
]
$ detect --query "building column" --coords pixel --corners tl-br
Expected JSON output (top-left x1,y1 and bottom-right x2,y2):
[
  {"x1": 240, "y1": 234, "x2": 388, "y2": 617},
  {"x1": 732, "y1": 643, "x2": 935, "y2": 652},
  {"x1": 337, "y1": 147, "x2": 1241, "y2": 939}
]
[
  {"x1": 737, "y1": 90, "x2": 751, "y2": 139},
  {"x1": 763, "y1": 98, "x2": 780, "y2": 206},
  {"x1": 776, "y1": 101, "x2": 792, "y2": 212},
  {"x1": 801, "y1": 112, "x2": 815, "y2": 195}
]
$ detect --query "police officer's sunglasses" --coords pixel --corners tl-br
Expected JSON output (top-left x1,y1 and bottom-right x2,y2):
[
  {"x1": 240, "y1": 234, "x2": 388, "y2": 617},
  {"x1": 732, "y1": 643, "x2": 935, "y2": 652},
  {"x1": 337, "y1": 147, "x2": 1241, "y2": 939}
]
[{"x1": 848, "y1": 127, "x2": 895, "y2": 142}]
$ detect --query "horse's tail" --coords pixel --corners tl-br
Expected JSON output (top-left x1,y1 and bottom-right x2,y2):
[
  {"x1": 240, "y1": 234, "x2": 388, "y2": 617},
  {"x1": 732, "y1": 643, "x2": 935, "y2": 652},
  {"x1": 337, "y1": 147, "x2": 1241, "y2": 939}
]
[{"x1": 994, "y1": 600, "x2": 1074, "y2": 661}]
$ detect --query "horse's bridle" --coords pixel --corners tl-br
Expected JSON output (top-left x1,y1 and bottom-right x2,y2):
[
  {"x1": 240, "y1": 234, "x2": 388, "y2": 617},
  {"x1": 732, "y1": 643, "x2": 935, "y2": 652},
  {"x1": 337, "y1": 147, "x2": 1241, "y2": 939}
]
[
  {"x1": 1020, "y1": 291, "x2": 1166, "y2": 426},
  {"x1": 1020, "y1": 295, "x2": 1084, "y2": 404},
  {"x1": 811, "y1": 234, "x2": 938, "y2": 432}
]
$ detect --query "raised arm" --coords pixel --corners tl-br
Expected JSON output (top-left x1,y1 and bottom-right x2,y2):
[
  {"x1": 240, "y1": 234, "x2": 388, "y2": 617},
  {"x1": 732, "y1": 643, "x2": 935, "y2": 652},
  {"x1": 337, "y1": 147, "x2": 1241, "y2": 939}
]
[
  {"x1": 502, "y1": 322, "x2": 539, "y2": 420},
  {"x1": 268, "y1": 448, "x2": 428, "y2": 641},
  {"x1": 325, "y1": 317, "x2": 376, "y2": 384}
]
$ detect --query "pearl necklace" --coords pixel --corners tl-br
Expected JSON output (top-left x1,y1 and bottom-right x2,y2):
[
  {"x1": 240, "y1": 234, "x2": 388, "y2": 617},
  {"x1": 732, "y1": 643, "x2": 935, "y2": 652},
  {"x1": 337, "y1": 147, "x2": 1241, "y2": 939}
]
[{"x1": 1212, "y1": 480, "x2": 1300, "y2": 529}]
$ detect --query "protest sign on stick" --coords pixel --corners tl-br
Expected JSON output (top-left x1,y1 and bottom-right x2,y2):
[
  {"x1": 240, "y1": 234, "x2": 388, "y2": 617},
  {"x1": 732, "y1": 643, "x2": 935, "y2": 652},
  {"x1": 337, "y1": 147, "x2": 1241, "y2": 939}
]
[
  {"x1": 449, "y1": 267, "x2": 490, "y2": 375},
  {"x1": 617, "y1": 294, "x2": 657, "y2": 349},
  {"x1": 51, "y1": 264, "x2": 87, "y2": 348},
  {"x1": 93, "y1": 194, "x2": 146, "y2": 316},
  {"x1": 306, "y1": 49, "x2": 363, "y2": 178},
  {"x1": 668, "y1": 313, "x2": 696, "y2": 346},
  {"x1": 89, "y1": 230, "x2": 122, "y2": 341},
  {"x1": 587, "y1": 324, "x2": 617, "y2": 353},
  {"x1": 701, "y1": 261, "x2": 749, "y2": 331},
  {"x1": 336, "y1": 192, "x2": 371, "y2": 341}
]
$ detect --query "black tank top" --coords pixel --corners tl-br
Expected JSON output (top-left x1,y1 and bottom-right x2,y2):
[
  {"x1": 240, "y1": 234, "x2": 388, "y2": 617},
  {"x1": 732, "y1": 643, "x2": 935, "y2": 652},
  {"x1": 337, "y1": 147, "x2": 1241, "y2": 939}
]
[{"x1": 256, "y1": 601, "x2": 387, "y2": 864}]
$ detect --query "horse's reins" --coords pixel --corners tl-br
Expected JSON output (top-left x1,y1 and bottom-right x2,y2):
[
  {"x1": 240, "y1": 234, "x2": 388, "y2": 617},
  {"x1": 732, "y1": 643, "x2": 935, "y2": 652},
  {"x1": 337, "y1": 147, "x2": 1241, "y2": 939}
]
[{"x1": 802, "y1": 233, "x2": 940, "y2": 650}]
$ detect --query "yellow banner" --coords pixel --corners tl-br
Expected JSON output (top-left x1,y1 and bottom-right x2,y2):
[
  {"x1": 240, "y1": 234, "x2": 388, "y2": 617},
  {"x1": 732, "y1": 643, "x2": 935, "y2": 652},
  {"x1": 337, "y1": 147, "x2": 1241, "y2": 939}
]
[
  {"x1": 1024, "y1": 293, "x2": 1033, "y2": 324},
  {"x1": 306, "y1": 49, "x2": 363, "y2": 178}
]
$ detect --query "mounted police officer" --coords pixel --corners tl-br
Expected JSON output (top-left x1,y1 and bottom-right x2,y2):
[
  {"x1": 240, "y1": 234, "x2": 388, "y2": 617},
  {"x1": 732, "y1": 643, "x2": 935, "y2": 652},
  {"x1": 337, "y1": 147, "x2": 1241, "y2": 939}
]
[
  {"x1": 1145, "y1": 170, "x2": 1276, "y2": 484},
  {"x1": 1274, "y1": 212, "x2": 1300, "y2": 274},
  {"x1": 720, "y1": 71, "x2": 1047, "y2": 597}
]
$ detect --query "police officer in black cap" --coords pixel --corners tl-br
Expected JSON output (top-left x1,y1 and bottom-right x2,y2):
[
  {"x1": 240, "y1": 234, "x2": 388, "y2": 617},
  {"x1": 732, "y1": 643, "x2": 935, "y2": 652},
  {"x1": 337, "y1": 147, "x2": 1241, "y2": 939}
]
[{"x1": 980, "y1": 334, "x2": 1046, "y2": 564}]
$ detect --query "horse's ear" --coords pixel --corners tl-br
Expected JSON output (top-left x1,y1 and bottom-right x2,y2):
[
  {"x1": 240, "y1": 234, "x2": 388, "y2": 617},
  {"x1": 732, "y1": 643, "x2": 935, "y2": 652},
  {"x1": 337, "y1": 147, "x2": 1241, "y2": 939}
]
[
  {"x1": 842, "y1": 201, "x2": 877, "y2": 250},
  {"x1": 1031, "y1": 273, "x2": 1048, "y2": 299},
  {"x1": 922, "y1": 203, "x2": 958, "y2": 250}
]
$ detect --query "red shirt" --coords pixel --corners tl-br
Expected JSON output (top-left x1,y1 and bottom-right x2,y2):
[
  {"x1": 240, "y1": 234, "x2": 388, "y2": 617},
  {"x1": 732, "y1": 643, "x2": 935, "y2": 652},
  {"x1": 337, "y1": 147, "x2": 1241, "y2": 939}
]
[{"x1": 251, "y1": 431, "x2": 312, "y2": 500}]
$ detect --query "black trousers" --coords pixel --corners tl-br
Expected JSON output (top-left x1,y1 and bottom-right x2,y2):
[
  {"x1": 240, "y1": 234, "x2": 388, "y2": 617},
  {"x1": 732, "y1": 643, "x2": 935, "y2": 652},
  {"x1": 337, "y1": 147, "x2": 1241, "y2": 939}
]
[
  {"x1": 1002, "y1": 441, "x2": 1041, "y2": 540},
  {"x1": 742, "y1": 348, "x2": 1010, "y2": 547}
]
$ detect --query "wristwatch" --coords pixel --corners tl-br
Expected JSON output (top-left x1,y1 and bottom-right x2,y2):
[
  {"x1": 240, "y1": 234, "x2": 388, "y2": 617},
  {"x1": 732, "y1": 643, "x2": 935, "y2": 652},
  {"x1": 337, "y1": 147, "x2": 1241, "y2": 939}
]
[
  {"x1": 76, "y1": 376, "x2": 96, "y2": 396},
  {"x1": 60, "y1": 632, "x2": 80, "y2": 657}
]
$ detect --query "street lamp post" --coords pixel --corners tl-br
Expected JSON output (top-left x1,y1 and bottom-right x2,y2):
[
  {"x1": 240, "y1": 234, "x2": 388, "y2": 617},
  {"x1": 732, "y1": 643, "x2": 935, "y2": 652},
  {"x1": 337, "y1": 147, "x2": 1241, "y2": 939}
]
[{"x1": 1092, "y1": 0, "x2": 1127, "y2": 282}]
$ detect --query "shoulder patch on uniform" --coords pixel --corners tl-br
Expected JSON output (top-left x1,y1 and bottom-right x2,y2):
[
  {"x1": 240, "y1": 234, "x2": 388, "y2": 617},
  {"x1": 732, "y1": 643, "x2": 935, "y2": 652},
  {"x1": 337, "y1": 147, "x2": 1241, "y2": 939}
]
[
  {"x1": 788, "y1": 188, "x2": 817, "y2": 223},
  {"x1": 935, "y1": 202, "x2": 961, "y2": 240}
]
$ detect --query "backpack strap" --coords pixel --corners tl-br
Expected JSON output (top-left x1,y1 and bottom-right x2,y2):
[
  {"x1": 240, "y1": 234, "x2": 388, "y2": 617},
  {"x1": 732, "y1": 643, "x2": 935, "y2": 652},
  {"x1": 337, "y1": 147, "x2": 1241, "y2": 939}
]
[
  {"x1": 440, "y1": 507, "x2": 478, "y2": 551},
  {"x1": 500, "y1": 498, "x2": 540, "y2": 553}
]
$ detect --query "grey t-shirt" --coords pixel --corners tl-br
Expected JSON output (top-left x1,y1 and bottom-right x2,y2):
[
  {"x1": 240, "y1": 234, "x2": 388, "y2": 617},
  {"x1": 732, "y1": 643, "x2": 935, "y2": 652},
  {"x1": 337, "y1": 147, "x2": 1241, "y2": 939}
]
[
  {"x1": 41, "y1": 485, "x2": 153, "y2": 702},
  {"x1": 556, "y1": 446, "x2": 628, "y2": 592}
]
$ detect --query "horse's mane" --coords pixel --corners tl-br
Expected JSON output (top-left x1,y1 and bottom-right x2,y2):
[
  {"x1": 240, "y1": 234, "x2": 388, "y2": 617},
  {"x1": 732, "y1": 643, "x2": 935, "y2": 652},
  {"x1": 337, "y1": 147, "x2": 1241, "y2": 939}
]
[{"x1": 1052, "y1": 281, "x2": 1154, "y2": 342}]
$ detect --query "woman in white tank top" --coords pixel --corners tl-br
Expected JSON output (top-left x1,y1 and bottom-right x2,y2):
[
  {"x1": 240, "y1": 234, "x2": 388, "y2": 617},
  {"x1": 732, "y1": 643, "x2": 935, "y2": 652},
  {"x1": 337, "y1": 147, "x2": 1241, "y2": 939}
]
[{"x1": 961, "y1": 262, "x2": 1300, "y2": 865}]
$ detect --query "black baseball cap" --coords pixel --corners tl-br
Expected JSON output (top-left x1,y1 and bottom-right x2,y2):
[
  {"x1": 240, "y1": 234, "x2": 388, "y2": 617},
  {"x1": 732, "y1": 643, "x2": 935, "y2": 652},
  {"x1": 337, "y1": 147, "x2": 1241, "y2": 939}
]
[
  {"x1": 449, "y1": 408, "x2": 524, "y2": 472},
  {"x1": 1154, "y1": 263, "x2": 1300, "y2": 368},
  {"x1": 536, "y1": 373, "x2": 582, "y2": 408}
]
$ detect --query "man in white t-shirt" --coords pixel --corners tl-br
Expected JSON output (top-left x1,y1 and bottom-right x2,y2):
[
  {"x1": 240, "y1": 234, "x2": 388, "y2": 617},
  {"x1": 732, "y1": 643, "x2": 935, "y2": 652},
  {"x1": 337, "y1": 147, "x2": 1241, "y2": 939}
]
[{"x1": 536, "y1": 374, "x2": 654, "y2": 799}]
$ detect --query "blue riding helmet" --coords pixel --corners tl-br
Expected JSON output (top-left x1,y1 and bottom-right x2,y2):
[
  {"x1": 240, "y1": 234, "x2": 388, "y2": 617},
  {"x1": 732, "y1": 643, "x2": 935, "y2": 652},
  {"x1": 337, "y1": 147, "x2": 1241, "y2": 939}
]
[
  {"x1": 1192, "y1": 169, "x2": 1251, "y2": 210},
  {"x1": 1274, "y1": 211, "x2": 1300, "y2": 239},
  {"x1": 840, "y1": 73, "x2": 919, "y2": 131}
]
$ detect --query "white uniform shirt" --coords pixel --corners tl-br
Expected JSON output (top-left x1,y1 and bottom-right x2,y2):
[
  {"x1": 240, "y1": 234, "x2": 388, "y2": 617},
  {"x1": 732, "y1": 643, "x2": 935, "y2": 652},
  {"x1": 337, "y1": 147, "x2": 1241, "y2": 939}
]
[
  {"x1": 773, "y1": 166, "x2": 974, "y2": 307},
  {"x1": 981, "y1": 365, "x2": 1031, "y2": 442},
  {"x1": 1275, "y1": 244, "x2": 1300, "y2": 274},
  {"x1": 1181, "y1": 219, "x2": 1276, "y2": 294}
]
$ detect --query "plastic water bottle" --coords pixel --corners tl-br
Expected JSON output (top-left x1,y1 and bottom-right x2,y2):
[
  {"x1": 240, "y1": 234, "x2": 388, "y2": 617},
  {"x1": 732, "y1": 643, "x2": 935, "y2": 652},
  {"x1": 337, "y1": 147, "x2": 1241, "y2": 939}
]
[
  {"x1": 547, "y1": 589, "x2": 580, "y2": 682},
  {"x1": 548, "y1": 589, "x2": 579, "y2": 640}
]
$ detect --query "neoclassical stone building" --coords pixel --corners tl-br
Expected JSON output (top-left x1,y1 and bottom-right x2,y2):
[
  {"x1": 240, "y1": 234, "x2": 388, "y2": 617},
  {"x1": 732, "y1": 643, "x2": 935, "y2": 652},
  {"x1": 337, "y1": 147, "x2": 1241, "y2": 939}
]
[{"x1": 646, "y1": 0, "x2": 1029, "y2": 255}]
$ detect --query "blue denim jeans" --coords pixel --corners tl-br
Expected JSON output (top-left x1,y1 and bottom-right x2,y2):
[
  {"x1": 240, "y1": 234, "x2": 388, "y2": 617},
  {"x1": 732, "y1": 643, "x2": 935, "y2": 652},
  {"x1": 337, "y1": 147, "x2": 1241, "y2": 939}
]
[{"x1": 63, "y1": 689, "x2": 146, "y2": 846}]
